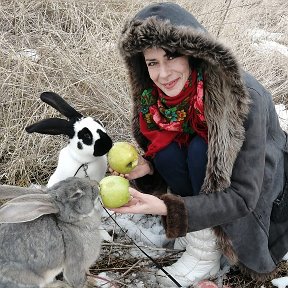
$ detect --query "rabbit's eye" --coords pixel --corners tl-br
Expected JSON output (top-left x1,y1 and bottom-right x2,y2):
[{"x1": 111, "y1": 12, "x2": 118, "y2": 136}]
[
  {"x1": 84, "y1": 133, "x2": 92, "y2": 140},
  {"x1": 70, "y1": 189, "x2": 84, "y2": 200},
  {"x1": 78, "y1": 128, "x2": 93, "y2": 145}
]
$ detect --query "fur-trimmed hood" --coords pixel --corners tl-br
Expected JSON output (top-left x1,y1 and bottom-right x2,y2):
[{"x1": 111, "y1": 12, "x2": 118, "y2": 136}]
[{"x1": 119, "y1": 2, "x2": 250, "y2": 193}]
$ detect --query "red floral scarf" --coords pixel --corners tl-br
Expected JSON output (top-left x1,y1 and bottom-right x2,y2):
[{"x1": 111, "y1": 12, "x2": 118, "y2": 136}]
[{"x1": 139, "y1": 68, "x2": 208, "y2": 157}]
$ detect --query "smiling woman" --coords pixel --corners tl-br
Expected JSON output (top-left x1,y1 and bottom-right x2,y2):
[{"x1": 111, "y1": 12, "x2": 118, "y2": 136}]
[
  {"x1": 143, "y1": 48, "x2": 191, "y2": 97},
  {"x1": 110, "y1": 2, "x2": 288, "y2": 287}
]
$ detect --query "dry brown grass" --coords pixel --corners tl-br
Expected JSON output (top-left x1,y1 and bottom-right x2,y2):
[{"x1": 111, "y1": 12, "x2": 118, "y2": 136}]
[
  {"x1": 0, "y1": 0, "x2": 287, "y2": 287},
  {"x1": 0, "y1": 0, "x2": 287, "y2": 186}
]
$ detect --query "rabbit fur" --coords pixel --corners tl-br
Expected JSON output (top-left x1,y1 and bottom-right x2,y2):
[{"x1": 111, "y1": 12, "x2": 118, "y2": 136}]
[
  {"x1": 25, "y1": 91, "x2": 113, "y2": 188},
  {"x1": 0, "y1": 177, "x2": 102, "y2": 288},
  {"x1": 26, "y1": 92, "x2": 113, "y2": 243}
]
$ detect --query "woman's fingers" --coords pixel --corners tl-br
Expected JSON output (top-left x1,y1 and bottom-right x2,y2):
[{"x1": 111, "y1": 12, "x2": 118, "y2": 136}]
[
  {"x1": 108, "y1": 167, "x2": 125, "y2": 177},
  {"x1": 109, "y1": 188, "x2": 167, "y2": 216},
  {"x1": 128, "y1": 187, "x2": 144, "y2": 198},
  {"x1": 125, "y1": 156, "x2": 153, "y2": 180}
]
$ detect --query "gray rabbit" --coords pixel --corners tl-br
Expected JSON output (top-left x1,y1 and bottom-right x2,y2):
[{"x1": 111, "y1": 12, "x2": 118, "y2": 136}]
[{"x1": 0, "y1": 177, "x2": 102, "y2": 288}]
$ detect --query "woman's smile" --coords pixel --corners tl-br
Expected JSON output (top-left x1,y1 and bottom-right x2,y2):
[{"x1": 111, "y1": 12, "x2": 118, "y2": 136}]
[{"x1": 162, "y1": 78, "x2": 180, "y2": 89}]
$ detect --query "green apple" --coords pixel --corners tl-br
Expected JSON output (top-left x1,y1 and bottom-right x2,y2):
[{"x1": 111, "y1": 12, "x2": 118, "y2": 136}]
[
  {"x1": 99, "y1": 175, "x2": 131, "y2": 208},
  {"x1": 108, "y1": 142, "x2": 139, "y2": 174}
]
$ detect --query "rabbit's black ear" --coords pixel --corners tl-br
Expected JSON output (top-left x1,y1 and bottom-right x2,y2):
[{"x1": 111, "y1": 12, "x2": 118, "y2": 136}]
[
  {"x1": 93, "y1": 129, "x2": 113, "y2": 156},
  {"x1": 26, "y1": 118, "x2": 75, "y2": 138},
  {"x1": 40, "y1": 92, "x2": 83, "y2": 120}
]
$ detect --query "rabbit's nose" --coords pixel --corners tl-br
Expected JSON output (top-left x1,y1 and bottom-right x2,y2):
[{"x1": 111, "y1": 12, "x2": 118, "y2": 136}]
[
  {"x1": 94, "y1": 195, "x2": 100, "y2": 204},
  {"x1": 90, "y1": 180, "x2": 100, "y2": 189},
  {"x1": 94, "y1": 196, "x2": 102, "y2": 208},
  {"x1": 94, "y1": 197, "x2": 103, "y2": 213}
]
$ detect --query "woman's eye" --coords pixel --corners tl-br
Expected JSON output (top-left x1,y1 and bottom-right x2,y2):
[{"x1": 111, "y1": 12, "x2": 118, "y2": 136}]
[
  {"x1": 167, "y1": 55, "x2": 175, "y2": 60},
  {"x1": 147, "y1": 62, "x2": 157, "y2": 67}
]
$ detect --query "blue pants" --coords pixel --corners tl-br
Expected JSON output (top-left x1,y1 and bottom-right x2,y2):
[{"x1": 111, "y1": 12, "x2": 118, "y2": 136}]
[{"x1": 153, "y1": 135, "x2": 208, "y2": 196}]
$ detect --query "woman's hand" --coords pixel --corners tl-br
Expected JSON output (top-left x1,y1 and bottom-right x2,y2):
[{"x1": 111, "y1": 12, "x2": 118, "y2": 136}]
[
  {"x1": 109, "y1": 187, "x2": 167, "y2": 216},
  {"x1": 109, "y1": 155, "x2": 153, "y2": 180}
]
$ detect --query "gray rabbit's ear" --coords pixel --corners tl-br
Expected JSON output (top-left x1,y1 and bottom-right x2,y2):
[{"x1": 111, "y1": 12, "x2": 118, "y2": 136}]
[
  {"x1": 0, "y1": 194, "x2": 59, "y2": 223},
  {"x1": 0, "y1": 185, "x2": 44, "y2": 199}
]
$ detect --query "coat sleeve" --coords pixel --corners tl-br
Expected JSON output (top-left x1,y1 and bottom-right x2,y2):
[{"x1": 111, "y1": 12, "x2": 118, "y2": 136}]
[{"x1": 160, "y1": 87, "x2": 268, "y2": 237}]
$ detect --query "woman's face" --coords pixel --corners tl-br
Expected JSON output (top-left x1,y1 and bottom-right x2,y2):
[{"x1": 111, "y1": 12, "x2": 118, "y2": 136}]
[{"x1": 143, "y1": 47, "x2": 191, "y2": 97}]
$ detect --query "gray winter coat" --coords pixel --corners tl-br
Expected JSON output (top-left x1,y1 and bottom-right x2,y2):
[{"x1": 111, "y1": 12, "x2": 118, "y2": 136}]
[{"x1": 118, "y1": 2, "x2": 288, "y2": 279}]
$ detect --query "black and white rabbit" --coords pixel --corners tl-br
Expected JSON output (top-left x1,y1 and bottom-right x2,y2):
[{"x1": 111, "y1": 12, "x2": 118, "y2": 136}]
[
  {"x1": 0, "y1": 177, "x2": 102, "y2": 288},
  {"x1": 25, "y1": 91, "x2": 113, "y2": 188}
]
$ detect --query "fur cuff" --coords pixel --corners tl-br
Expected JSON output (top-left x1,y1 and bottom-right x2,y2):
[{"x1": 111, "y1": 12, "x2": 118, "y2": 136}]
[{"x1": 160, "y1": 194, "x2": 188, "y2": 238}]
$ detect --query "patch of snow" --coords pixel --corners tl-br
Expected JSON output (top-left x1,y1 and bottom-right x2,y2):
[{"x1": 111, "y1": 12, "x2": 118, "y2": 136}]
[
  {"x1": 247, "y1": 28, "x2": 283, "y2": 42},
  {"x1": 247, "y1": 28, "x2": 288, "y2": 57},
  {"x1": 271, "y1": 277, "x2": 288, "y2": 288},
  {"x1": 16, "y1": 48, "x2": 40, "y2": 62},
  {"x1": 254, "y1": 40, "x2": 288, "y2": 57},
  {"x1": 275, "y1": 104, "x2": 288, "y2": 132}
]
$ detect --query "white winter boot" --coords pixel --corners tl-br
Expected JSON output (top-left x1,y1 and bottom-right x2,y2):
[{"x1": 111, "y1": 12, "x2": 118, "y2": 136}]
[
  {"x1": 156, "y1": 228, "x2": 221, "y2": 287},
  {"x1": 173, "y1": 234, "x2": 189, "y2": 250}
]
